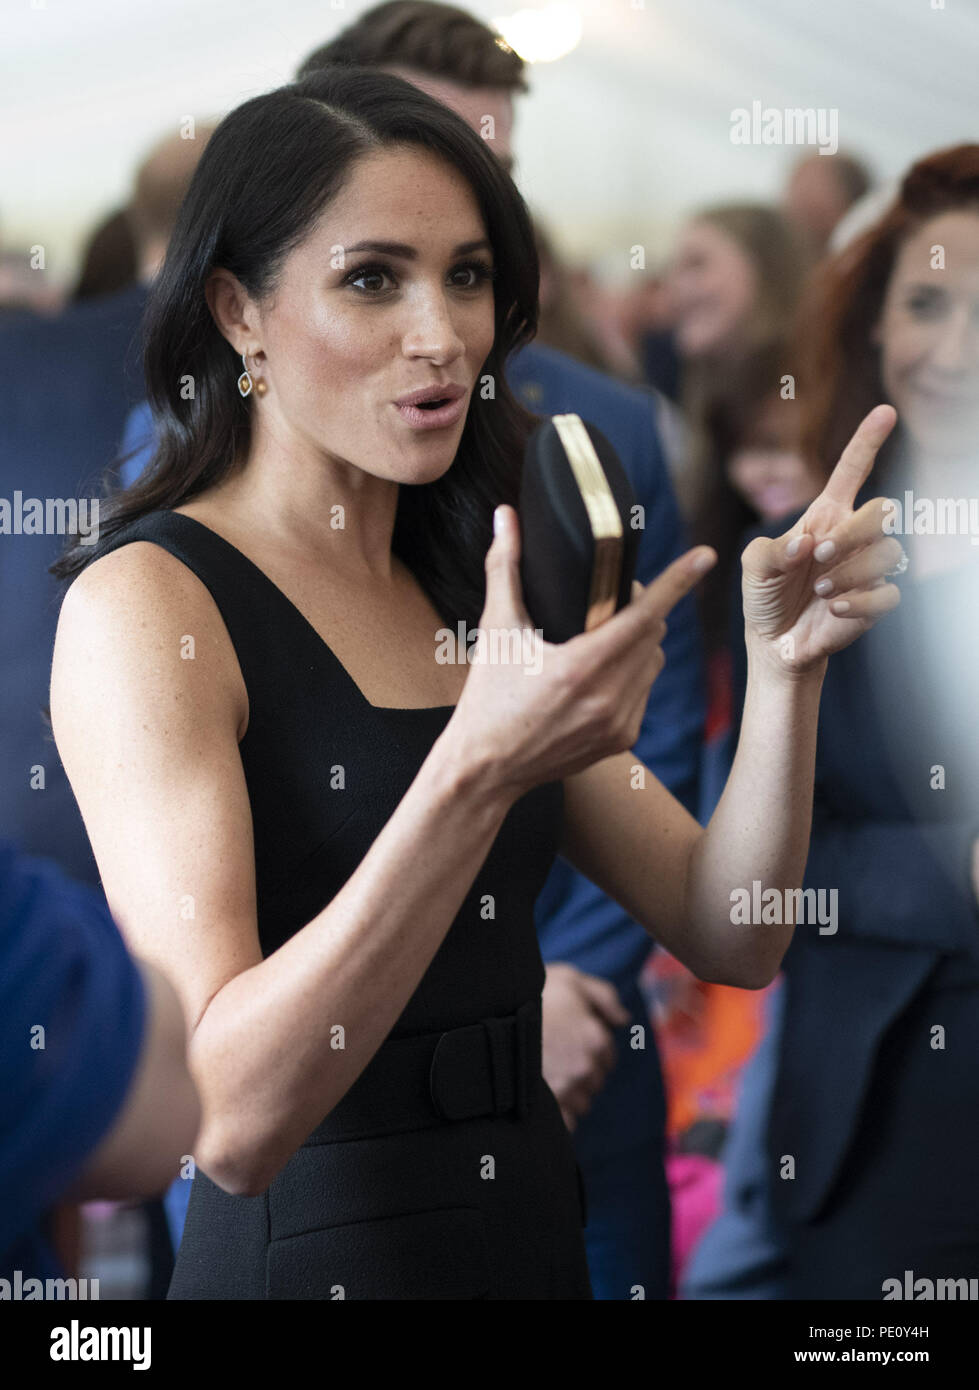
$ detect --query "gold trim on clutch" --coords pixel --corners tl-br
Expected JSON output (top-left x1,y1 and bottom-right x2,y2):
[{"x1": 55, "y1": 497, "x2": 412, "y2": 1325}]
[{"x1": 551, "y1": 413, "x2": 623, "y2": 630}]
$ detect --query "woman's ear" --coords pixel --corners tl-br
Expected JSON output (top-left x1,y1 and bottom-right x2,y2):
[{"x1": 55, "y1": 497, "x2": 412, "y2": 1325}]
[{"x1": 205, "y1": 267, "x2": 260, "y2": 357}]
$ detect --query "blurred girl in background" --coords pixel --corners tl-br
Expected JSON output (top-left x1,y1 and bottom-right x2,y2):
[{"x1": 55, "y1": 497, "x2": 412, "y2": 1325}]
[{"x1": 661, "y1": 203, "x2": 810, "y2": 516}]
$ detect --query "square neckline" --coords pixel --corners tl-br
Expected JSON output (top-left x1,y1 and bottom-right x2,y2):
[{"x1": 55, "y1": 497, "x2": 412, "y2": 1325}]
[{"x1": 162, "y1": 509, "x2": 458, "y2": 717}]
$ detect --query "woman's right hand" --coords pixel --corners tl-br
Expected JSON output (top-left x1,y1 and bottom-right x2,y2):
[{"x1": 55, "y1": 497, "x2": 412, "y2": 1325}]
[{"x1": 443, "y1": 504, "x2": 716, "y2": 801}]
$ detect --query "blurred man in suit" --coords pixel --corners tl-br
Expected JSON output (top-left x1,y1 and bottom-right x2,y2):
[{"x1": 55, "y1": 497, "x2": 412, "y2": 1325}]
[
  {"x1": 0, "y1": 125, "x2": 214, "y2": 886},
  {"x1": 0, "y1": 125, "x2": 213, "y2": 1293}
]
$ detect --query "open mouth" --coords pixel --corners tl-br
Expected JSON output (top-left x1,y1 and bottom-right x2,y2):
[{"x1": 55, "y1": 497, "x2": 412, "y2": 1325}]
[{"x1": 395, "y1": 392, "x2": 467, "y2": 429}]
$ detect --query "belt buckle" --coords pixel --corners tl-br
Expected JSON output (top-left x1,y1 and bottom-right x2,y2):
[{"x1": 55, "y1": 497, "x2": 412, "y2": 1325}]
[
  {"x1": 428, "y1": 1003, "x2": 541, "y2": 1122},
  {"x1": 429, "y1": 1022, "x2": 495, "y2": 1122}
]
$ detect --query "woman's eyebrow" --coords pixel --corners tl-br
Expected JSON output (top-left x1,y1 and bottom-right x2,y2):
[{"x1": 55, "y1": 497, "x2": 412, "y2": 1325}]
[{"x1": 343, "y1": 238, "x2": 492, "y2": 259}]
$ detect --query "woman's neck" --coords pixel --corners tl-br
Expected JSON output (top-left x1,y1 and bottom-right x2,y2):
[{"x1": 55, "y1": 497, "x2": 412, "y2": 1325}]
[{"x1": 194, "y1": 436, "x2": 403, "y2": 584}]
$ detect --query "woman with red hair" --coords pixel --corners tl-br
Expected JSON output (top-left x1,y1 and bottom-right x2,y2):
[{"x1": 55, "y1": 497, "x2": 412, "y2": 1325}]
[{"x1": 686, "y1": 144, "x2": 979, "y2": 1300}]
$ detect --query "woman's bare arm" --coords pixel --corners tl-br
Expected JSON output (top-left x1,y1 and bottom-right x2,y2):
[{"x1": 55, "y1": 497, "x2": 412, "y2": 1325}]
[
  {"x1": 61, "y1": 959, "x2": 202, "y2": 1202},
  {"x1": 51, "y1": 406, "x2": 899, "y2": 1199},
  {"x1": 545, "y1": 407, "x2": 902, "y2": 991},
  {"x1": 51, "y1": 542, "x2": 517, "y2": 1198},
  {"x1": 557, "y1": 642, "x2": 826, "y2": 990}
]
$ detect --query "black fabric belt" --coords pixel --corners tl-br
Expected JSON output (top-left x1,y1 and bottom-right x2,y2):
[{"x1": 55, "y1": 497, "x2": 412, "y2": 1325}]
[{"x1": 302, "y1": 998, "x2": 543, "y2": 1145}]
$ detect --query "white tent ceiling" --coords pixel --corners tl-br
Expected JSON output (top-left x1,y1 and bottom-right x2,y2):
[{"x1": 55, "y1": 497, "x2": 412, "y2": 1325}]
[{"x1": 2, "y1": 0, "x2": 977, "y2": 282}]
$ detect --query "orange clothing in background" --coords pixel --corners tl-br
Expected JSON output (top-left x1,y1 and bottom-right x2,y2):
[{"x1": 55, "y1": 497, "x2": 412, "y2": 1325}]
[{"x1": 644, "y1": 950, "x2": 772, "y2": 1138}]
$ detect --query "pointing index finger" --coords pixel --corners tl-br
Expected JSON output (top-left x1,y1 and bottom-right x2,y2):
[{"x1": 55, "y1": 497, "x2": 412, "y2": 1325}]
[
  {"x1": 572, "y1": 547, "x2": 716, "y2": 661},
  {"x1": 639, "y1": 546, "x2": 717, "y2": 620},
  {"x1": 821, "y1": 404, "x2": 897, "y2": 510}
]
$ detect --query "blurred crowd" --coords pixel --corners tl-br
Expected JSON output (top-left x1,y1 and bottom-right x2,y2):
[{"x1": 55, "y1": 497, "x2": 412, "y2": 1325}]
[{"x1": 2, "y1": 0, "x2": 977, "y2": 1304}]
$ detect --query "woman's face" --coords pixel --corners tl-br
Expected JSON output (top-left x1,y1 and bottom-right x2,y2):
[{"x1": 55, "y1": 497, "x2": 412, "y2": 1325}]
[
  {"x1": 726, "y1": 394, "x2": 818, "y2": 521},
  {"x1": 667, "y1": 219, "x2": 758, "y2": 359},
  {"x1": 875, "y1": 209, "x2": 979, "y2": 461},
  {"x1": 246, "y1": 144, "x2": 498, "y2": 485}
]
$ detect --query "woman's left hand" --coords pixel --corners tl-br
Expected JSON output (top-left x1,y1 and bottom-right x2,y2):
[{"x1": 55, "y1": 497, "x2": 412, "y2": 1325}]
[{"x1": 740, "y1": 404, "x2": 903, "y2": 674}]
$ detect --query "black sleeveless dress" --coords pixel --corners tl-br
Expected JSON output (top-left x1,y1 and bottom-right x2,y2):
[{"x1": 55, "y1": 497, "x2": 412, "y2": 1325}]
[{"x1": 97, "y1": 510, "x2": 593, "y2": 1300}]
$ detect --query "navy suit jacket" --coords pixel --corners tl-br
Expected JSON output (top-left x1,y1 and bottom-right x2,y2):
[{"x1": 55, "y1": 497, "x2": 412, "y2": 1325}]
[
  {"x1": 731, "y1": 487, "x2": 979, "y2": 1225},
  {"x1": 0, "y1": 284, "x2": 149, "y2": 883},
  {"x1": 0, "y1": 839, "x2": 146, "y2": 1280},
  {"x1": 118, "y1": 340, "x2": 707, "y2": 1165}
]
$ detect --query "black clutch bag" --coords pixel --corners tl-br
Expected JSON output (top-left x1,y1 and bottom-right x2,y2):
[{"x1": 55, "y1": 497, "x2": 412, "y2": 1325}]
[{"x1": 518, "y1": 413, "x2": 639, "y2": 643}]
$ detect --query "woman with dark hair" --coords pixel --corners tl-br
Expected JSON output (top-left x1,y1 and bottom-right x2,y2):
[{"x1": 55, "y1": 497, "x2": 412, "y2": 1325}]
[
  {"x1": 49, "y1": 66, "x2": 903, "y2": 1300},
  {"x1": 686, "y1": 144, "x2": 979, "y2": 1301},
  {"x1": 693, "y1": 341, "x2": 820, "y2": 660}
]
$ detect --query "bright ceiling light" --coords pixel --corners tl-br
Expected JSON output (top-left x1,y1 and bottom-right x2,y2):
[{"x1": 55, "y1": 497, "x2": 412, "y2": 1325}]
[{"x1": 494, "y1": 5, "x2": 583, "y2": 63}]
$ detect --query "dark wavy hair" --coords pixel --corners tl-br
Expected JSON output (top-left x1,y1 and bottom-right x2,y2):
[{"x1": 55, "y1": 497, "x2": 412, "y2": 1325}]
[{"x1": 52, "y1": 65, "x2": 541, "y2": 632}]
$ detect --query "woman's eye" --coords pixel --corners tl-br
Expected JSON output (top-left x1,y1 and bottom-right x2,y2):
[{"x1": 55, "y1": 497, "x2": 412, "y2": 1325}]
[
  {"x1": 345, "y1": 260, "x2": 496, "y2": 295},
  {"x1": 451, "y1": 260, "x2": 497, "y2": 289},
  {"x1": 346, "y1": 264, "x2": 393, "y2": 294},
  {"x1": 907, "y1": 290, "x2": 946, "y2": 318}
]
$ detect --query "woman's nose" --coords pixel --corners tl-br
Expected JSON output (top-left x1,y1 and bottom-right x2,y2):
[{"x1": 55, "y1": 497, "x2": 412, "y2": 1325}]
[{"x1": 401, "y1": 288, "x2": 466, "y2": 364}]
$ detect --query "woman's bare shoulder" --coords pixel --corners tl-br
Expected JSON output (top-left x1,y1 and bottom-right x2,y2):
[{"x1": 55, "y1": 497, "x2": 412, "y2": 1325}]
[
  {"x1": 53, "y1": 537, "x2": 248, "y2": 735},
  {"x1": 60, "y1": 535, "x2": 206, "y2": 623}
]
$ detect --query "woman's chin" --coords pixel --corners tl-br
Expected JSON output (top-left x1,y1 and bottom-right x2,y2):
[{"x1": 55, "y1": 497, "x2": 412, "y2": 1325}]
[
  {"x1": 389, "y1": 449, "x2": 459, "y2": 486},
  {"x1": 903, "y1": 402, "x2": 979, "y2": 463}
]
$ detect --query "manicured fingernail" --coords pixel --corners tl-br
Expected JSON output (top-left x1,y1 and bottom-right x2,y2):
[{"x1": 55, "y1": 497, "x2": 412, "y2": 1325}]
[
  {"x1": 691, "y1": 550, "x2": 714, "y2": 574},
  {"x1": 493, "y1": 506, "x2": 505, "y2": 536},
  {"x1": 831, "y1": 599, "x2": 851, "y2": 614},
  {"x1": 814, "y1": 539, "x2": 836, "y2": 562},
  {"x1": 814, "y1": 577, "x2": 833, "y2": 596},
  {"x1": 786, "y1": 535, "x2": 802, "y2": 557}
]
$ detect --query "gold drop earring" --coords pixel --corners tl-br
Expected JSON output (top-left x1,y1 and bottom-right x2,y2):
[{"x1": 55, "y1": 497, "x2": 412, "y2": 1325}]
[{"x1": 237, "y1": 352, "x2": 253, "y2": 398}]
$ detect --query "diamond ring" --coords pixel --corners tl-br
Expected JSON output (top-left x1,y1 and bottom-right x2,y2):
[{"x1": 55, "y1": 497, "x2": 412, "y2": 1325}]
[{"x1": 887, "y1": 548, "x2": 910, "y2": 576}]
